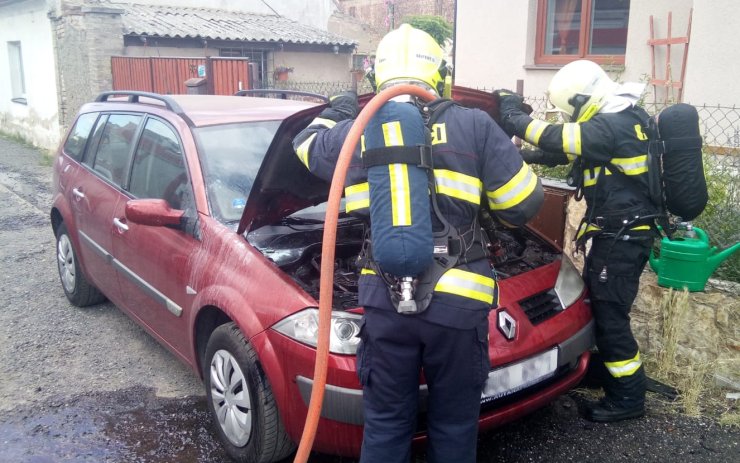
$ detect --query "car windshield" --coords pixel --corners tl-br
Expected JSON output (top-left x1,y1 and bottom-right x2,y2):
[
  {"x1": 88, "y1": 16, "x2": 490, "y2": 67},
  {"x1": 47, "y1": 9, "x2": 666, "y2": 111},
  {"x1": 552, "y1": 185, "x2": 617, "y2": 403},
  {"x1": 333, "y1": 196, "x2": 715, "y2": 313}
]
[{"x1": 194, "y1": 121, "x2": 281, "y2": 224}]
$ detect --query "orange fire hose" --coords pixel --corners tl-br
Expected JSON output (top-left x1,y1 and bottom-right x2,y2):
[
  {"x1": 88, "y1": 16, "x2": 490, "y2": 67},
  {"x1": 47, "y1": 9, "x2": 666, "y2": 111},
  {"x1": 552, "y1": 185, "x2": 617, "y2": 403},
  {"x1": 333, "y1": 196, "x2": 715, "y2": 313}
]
[{"x1": 293, "y1": 84, "x2": 436, "y2": 463}]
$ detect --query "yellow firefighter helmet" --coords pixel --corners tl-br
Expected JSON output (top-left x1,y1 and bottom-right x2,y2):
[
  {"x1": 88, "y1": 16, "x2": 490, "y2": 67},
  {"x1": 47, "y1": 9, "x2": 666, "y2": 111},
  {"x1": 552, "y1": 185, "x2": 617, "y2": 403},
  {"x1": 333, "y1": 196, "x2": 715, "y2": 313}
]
[
  {"x1": 373, "y1": 24, "x2": 449, "y2": 97},
  {"x1": 547, "y1": 60, "x2": 619, "y2": 122}
]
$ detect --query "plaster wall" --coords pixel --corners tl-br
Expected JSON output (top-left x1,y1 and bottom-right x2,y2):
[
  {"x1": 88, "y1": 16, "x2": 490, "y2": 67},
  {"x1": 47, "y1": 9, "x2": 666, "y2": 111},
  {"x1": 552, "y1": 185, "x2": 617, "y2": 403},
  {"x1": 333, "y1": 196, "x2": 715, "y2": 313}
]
[
  {"x1": 621, "y1": 0, "x2": 693, "y2": 104},
  {"x1": 681, "y1": 0, "x2": 740, "y2": 106},
  {"x1": 454, "y1": 0, "x2": 538, "y2": 92},
  {"x1": 328, "y1": 13, "x2": 382, "y2": 56},
  {"x1": 278, "y1": 51, "x2": 353, "y2": 83},
  {"x1": 456, "y1": 0, "x2": 738, "y2": 108},
  {"x1": 0, "y1": 0, "x2": 61, "y2": 149}
]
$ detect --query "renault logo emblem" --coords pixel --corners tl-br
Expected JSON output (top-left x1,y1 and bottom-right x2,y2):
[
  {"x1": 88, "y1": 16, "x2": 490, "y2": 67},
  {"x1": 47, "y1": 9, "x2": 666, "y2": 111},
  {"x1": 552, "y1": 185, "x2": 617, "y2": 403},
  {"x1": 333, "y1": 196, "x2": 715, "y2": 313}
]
[{"x1": 497, "y1": 310, "x2": 517, "y2": 340}]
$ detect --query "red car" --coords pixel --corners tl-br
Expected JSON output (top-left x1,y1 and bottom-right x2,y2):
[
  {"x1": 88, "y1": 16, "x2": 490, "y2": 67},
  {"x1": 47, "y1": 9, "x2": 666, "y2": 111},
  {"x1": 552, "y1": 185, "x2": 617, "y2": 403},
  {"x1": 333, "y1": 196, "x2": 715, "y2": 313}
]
[{"x1": 50, "y1": 89, "x2": 593, "y2": 462}]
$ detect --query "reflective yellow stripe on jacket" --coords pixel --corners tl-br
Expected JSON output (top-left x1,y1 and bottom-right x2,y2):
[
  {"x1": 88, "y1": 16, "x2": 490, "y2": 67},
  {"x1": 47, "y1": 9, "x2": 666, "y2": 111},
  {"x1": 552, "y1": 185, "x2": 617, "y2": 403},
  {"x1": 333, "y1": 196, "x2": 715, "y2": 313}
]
[
  {"x1": 294, "y1": 117, "x2": 338, "y2": 168},
  {"x1": 604, "y1": 352, "x2": 642, "y2": 378},
  {"x1": 362, "y1": 268, "x2": 495, "y2": 305},
  {"x1": 583, "y1": 155, "x2": 648, "y2": 188},
  {"x1": 524, "y1": 119, "x2": 550, "y2": 145},
  {"x1": 295, "y1": 133, "x2": 316, "y2": 168},
  {"x1": 583, "y1": 166, "x2": 611, "y2": 187},
  {"x1": 611, "y1": 154, "x2": 648, "y2": 175},
  {"x1": 434, "y1": 169, "x2": 482, "y2": 205},
  {"x1": 345, "y1": 182, "x2": 369, "y2": 213},
  {"x1": 486, "y1": 163, "x2": 538, "y2": 211},
  {"x1": 562, "y1": 123, "x2": 582, "y2": 156},
  {"x1": 434, "y1": 268, "x2": 496, "y2": 304},
  {"x1": 346, "y1": 168, "x2": 484, "y2": 214}
]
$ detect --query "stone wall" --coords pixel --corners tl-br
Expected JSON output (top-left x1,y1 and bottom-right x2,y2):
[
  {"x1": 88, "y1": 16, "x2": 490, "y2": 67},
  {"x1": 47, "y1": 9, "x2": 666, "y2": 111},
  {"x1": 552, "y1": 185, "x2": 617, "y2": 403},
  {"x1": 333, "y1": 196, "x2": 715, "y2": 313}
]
[
  {"x1": 633, "y1": 273, "x2": 739, "y2": 381},
  {"x1": 49, "y1": 1, "x2": 124, "y2": 130}
]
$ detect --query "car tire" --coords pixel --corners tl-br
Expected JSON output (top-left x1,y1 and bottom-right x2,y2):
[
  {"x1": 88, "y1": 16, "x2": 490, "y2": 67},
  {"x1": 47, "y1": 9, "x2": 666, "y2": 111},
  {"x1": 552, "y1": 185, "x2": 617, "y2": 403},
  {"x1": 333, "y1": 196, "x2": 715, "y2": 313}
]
[
  {"x1": 55, "y1": 222, "x2": 106, "y2": 307},
  {"x1": 204, "y1": 322, "x2": 296, "y2": 463}
]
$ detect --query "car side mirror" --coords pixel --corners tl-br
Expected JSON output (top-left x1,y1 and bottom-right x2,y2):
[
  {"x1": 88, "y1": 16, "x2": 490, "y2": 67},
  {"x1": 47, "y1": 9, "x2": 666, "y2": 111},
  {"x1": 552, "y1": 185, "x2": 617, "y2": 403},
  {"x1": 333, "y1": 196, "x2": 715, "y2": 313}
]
[{"x1": 125, "y1": 199, "x2": 184, "y2": 228}]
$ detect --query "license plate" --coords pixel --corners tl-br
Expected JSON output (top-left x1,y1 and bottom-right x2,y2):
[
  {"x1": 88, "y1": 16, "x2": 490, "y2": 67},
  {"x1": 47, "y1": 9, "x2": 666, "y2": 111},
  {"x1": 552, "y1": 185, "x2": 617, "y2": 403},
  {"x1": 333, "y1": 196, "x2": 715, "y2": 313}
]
[{"x1": 481, "y1": 348, "x2": 558, "y2": 404}]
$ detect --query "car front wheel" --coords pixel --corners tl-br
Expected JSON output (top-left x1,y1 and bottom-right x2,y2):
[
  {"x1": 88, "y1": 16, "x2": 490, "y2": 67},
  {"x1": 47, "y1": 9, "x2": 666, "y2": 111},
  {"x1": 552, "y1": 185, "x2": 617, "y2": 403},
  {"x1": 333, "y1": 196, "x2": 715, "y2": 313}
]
[
  {"x1": 56, "y1": 222, "x2": 106, "y2": 307},
  {"x1": 204, "y1": 322, "x2": 295, "y2": 463}
]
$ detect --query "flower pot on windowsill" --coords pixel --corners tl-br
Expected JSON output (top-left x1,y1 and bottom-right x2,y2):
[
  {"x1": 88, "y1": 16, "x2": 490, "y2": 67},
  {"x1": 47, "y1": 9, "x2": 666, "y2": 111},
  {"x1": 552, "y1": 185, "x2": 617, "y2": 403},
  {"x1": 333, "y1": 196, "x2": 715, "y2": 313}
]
[{"x1": 273, "y1": 67, "x2": 293, "y2": 81}]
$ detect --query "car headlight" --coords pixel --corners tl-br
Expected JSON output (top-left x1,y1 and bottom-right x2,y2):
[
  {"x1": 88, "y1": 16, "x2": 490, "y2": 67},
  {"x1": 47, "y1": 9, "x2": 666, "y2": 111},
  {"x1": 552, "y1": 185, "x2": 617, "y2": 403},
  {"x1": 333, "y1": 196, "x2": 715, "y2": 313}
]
[
  {"x1": 272, "y1": 308, "x2": 362, "y2": 355},
  {"x1": 554, "y1": 256, "x2": 585, "y2": 309}
]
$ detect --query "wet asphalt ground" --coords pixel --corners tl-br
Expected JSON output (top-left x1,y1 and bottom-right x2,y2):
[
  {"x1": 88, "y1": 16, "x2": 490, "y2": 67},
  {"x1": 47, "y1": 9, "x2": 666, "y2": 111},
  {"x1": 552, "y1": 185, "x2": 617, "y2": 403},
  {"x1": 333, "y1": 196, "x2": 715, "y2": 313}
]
[{"x1": 0, "y1": 135, "x2": 737, "y2": 463}]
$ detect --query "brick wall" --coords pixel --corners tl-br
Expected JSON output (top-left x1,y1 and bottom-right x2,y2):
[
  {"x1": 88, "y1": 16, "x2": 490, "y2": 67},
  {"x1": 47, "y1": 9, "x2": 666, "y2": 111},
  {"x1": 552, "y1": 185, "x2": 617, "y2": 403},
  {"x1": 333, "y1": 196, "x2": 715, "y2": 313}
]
[
  {"x1": 50, "y1": 1, "x2": 124, "y2": 130},
  {"x1": 339, "y1": 0, "x2": 454, "y2": 33}
]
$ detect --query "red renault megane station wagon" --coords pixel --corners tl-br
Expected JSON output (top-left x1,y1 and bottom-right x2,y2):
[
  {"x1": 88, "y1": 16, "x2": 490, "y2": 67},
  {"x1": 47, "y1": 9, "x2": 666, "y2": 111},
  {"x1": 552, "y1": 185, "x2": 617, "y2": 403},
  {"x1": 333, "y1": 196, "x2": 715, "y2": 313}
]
[{"x1": 50, "y1": 88, "x2": 593, "y2": 462}]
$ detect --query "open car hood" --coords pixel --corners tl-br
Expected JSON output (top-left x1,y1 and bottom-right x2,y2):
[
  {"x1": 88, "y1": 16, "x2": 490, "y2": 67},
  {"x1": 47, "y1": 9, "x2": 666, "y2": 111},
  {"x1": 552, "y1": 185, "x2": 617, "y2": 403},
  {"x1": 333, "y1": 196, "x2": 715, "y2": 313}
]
[{"x1": 237, "y1": 86, "x2": 505, "y2": 234}]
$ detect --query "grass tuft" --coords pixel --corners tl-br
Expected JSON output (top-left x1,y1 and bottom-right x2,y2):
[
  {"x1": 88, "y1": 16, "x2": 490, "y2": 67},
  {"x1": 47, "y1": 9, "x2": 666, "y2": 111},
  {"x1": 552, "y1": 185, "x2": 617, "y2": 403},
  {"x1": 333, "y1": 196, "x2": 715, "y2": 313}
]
[{"x1": 655, "y1": 288, "x2": 689, "y2": 377}]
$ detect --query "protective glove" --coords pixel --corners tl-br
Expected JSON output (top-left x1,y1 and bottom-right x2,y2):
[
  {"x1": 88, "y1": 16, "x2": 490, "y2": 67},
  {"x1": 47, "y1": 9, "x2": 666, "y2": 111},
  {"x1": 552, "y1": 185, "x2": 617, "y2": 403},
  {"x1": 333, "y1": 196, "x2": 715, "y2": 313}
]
[
  {"x1": 496, "y1": 89, "x2": 525, "y2": 117},
  {"x1": 319, "y1": 91, "x2": 359, "y2": 122},
  {"x1": 519, "y1": 148, "x2": 571, "y2": 167},
  {"x1": 494, "y1": 89, "x2": 526, "y2": 138}
]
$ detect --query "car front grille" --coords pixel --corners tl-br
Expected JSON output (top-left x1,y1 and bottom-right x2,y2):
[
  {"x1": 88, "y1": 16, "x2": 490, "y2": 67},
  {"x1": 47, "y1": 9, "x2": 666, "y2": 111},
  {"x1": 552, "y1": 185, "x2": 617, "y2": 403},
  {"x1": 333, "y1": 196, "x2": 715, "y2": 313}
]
[{"x1": 519, "y1": 288, "x2": 561, "y2": 325}]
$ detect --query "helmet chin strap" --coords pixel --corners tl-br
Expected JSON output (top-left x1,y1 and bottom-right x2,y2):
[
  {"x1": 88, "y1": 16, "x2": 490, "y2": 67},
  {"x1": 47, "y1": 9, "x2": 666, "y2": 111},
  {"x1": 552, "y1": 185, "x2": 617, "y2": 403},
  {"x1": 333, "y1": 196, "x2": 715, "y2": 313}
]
[{"x1": 568, "y1": 93, "x2": 591, "y2": 122}]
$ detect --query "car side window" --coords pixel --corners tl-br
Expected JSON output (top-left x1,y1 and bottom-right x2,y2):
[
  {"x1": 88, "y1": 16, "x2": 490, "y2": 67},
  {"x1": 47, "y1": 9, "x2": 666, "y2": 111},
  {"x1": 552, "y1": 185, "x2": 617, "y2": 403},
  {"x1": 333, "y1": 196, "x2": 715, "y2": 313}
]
[
  {"x1": 129, "y1": 117, "x2": 192, "y2": 210},
  {"x1": 62, "y1": 112, "x2": 99, "y2": 162},
  {"x1": 91, "y1": 114, "x2": 141, "y2": 187}
]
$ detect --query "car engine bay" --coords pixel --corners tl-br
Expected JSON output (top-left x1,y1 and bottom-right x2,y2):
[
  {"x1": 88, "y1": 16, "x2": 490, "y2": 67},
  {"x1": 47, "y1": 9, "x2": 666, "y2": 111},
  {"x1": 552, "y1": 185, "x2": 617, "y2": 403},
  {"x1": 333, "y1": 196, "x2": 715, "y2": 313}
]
[{"x1": 248, "y1": 213, "x2": 559, "y2": 309}]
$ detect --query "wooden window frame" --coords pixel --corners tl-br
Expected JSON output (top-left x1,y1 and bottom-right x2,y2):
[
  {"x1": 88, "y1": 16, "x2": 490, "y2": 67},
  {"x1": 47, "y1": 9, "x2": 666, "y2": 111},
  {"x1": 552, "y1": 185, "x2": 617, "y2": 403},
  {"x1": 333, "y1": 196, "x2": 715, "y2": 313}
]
[{"x1": 535, "y1": 0, "x2": 628, "y2": 66}]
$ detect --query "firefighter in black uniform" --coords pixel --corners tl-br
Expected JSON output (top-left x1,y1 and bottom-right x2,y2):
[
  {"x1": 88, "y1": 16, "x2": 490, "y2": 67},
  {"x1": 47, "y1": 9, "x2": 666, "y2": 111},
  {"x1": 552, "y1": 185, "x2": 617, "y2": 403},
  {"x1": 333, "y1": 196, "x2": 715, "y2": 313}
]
[
  {"x1": 498, "y1": 59, "x2": 657, "y2": 423},
  {"x1": 292, "y1": 24, "x2": 544, "y2": 463}
]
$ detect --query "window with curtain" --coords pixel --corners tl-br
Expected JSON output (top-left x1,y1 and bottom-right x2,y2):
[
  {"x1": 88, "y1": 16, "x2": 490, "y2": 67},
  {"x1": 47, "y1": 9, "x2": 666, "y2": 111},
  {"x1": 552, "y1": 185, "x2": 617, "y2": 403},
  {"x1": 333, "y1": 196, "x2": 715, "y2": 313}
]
[{"x1": 536, "y1": 0, "x2": 630, "y2": 65}]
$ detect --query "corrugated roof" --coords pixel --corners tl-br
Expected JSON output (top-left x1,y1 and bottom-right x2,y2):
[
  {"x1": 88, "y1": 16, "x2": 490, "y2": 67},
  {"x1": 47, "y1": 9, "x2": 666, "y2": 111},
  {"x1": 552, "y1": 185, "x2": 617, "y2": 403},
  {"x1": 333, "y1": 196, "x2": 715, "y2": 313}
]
[{"x1": 117, "y1": 3, "x2": 356, "y2": 46}]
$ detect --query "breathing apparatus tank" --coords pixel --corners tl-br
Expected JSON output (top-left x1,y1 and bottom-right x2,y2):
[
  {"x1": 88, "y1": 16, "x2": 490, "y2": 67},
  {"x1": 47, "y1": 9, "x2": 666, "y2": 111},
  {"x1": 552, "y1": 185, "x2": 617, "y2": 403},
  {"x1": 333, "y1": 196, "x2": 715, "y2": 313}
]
[{"x1": 362, "y1": 101, "x2": 434, "y2": 313}]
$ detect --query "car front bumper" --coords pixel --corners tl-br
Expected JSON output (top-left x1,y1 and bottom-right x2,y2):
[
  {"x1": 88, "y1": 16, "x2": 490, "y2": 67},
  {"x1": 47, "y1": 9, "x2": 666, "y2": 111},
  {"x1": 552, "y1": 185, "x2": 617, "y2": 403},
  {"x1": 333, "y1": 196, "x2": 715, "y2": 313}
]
[{"x1": 295, "y1": 319, "x2": 594, "y2": 426}]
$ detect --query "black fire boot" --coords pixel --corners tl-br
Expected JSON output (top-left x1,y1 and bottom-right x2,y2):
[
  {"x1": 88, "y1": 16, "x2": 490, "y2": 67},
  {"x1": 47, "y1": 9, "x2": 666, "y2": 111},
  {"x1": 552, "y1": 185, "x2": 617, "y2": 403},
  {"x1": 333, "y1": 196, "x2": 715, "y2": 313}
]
[
  {"x1": 586, "y1": 365, "x2": 646, "y2": 423},
  {"x1": 586, "y1": 397, "x2": 645, "y2": 422}
]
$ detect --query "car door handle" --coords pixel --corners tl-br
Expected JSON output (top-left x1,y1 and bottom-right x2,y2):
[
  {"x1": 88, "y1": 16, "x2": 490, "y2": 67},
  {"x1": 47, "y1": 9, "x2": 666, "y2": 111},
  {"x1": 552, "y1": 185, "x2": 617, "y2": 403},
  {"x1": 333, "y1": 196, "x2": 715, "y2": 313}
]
[
  {"x1": 72, "y1": 188, "x2": 85, "y2": 199},
  {"x1": 113, "y1": 217, "x2": 129, "y2": 232}
]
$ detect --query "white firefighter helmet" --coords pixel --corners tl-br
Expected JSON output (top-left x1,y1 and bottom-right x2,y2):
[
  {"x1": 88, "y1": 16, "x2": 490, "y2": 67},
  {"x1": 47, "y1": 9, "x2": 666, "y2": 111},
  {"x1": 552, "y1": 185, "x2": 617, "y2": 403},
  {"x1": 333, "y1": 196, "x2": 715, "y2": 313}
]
[
  {"x1": 373, "y1": 24, "x2": 449, "y2": 97},
  {"x1": 547, "y1": 60, "x2": 619, "y2": 122}
]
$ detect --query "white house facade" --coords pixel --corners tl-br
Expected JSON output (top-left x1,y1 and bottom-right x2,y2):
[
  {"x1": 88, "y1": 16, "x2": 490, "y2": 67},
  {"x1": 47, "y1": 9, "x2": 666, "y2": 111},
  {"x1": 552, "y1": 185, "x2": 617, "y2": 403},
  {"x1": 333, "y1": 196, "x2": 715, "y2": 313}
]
[
  {"x1": 0, "y1": 0, "x2": 61, "y2": 149},
  {"x1": 455, "y1": 0, "x2": 737, "y2": 108},
  {"x1": 0, "y1": 0, "x2": 355, "y2": 150}
]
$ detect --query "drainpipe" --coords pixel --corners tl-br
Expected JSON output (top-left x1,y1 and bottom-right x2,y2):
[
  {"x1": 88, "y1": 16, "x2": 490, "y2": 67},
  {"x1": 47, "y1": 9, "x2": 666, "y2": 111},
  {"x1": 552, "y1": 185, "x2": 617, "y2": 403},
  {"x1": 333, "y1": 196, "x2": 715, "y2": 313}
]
[{"x1": 451, "y1": 0, "x2": 458, "y2": 86}]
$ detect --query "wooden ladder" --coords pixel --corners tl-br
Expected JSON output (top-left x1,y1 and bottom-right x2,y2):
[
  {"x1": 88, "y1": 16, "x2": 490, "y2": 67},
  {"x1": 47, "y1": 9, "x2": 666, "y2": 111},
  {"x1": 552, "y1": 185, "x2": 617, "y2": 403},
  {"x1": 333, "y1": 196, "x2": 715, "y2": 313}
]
[{"x1": 647, "y1": 9, "x2": 693, "y2": 103}]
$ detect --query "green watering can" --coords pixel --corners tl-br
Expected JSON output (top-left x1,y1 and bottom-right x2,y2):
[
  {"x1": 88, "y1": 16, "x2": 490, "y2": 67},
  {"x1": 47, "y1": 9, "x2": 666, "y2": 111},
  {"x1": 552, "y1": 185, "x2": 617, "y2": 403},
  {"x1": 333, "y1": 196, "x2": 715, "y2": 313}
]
[{"x1": 649, "y1": 226, "x2": 740, "y2": 292}]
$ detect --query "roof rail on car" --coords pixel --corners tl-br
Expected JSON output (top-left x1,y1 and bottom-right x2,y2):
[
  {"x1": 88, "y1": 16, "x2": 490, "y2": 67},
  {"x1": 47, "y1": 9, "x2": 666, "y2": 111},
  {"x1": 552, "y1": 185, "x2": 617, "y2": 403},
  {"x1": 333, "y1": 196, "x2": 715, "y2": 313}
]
[
  {"x1": 94, "y1": 91, "x2": 194, "y2": 126},
  {"x1": 235, "y1": 89, "x2": 329, "y2": 104}
]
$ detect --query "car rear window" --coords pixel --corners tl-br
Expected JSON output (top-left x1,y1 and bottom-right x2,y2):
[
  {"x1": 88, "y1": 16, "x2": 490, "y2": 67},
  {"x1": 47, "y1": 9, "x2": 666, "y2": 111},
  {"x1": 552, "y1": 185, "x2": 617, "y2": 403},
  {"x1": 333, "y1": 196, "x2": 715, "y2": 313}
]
[
  {"x1": 194, "y1": 121, "x2": 280, "y2": 224},
  {"x1": 63, "y1": 112, "x2": 99, "y2": 161}
]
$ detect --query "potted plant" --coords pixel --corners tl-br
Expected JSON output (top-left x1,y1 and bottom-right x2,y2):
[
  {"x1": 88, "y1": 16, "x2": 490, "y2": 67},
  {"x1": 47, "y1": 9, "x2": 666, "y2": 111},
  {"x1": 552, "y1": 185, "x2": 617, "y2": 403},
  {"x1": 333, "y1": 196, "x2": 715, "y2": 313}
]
[{"x1": 273, "y1": 66, "x2": 293, "y2": 81}]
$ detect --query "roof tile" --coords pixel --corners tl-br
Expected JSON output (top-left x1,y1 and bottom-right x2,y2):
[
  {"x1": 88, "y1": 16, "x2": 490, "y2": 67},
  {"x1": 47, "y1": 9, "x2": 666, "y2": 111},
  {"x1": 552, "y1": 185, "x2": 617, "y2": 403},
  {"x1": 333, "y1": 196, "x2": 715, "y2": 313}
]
[{"x1": 117, "y1": 2, "x2": 356, "y2": 46}]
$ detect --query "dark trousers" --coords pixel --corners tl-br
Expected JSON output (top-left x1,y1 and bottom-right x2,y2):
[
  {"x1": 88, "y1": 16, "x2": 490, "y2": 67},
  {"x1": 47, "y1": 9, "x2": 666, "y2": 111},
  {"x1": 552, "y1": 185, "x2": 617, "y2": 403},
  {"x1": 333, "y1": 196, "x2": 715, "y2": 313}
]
[
  {"x1": 356, "y1": 307, "x2": 489, "y2": 463},
  {"x1": 585, "y1": 236, "x2": 651, "y2": 405}
]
